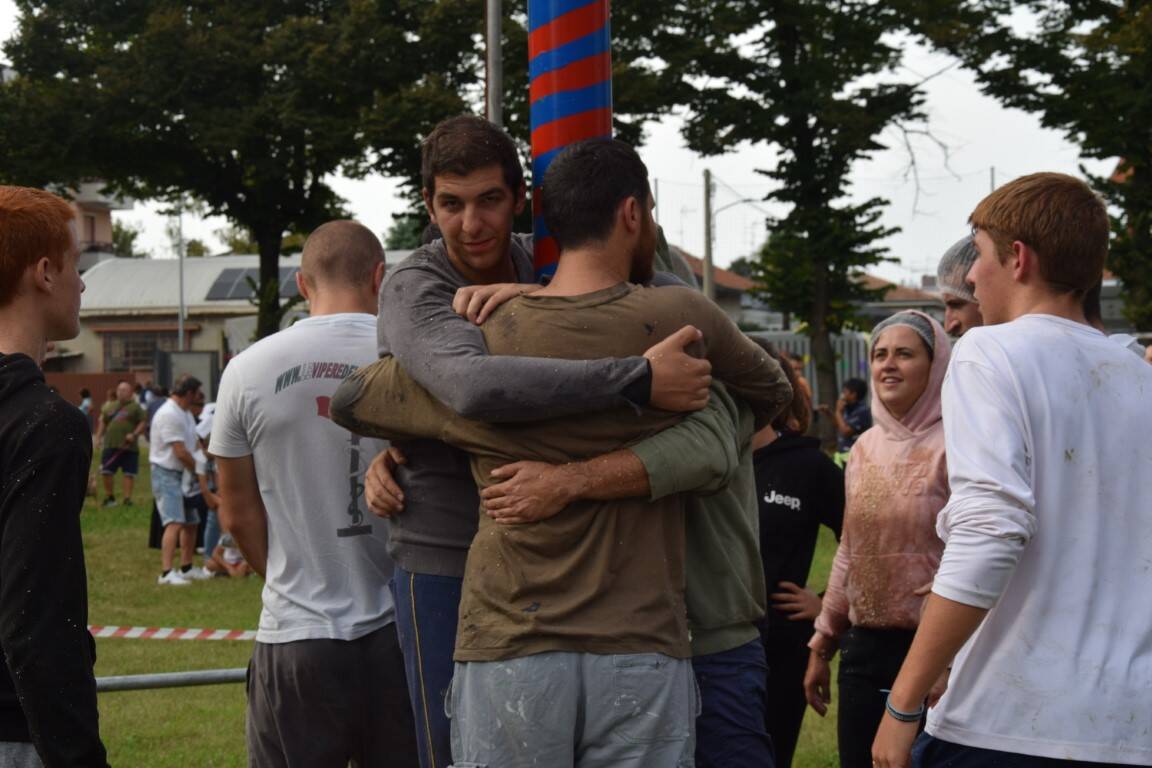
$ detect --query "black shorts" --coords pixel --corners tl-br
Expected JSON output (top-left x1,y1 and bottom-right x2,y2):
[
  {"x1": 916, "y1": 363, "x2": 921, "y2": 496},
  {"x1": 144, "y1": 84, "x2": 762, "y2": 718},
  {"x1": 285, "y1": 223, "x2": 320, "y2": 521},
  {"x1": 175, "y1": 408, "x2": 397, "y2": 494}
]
[
  {"x1": 247, "y1": 624, "x2": 418, "y2": 767},
  {"x1": 100, "y1": 448, "x2": 139, "y2": 476}
]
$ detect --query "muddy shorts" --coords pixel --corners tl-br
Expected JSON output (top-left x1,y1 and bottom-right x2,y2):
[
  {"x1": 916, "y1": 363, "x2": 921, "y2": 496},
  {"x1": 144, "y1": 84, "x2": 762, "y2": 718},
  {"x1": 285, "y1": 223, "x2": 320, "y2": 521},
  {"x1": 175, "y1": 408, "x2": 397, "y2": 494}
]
[{"x1": 447, "y1": 651, "x2": 698, "y2": 768}]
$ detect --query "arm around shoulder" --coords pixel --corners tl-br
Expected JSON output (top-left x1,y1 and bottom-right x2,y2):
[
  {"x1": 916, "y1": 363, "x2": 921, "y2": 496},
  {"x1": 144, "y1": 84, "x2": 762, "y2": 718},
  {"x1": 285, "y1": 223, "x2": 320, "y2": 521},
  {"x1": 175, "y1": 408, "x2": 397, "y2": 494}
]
[
  {"x1": 330, "y1": 357, "x2": 454, "y2": 443},
  {"x1": 685, "y1": 291, "x2": 792, "y2": 428},
  {"x1": 382, "y1": 266, "x2": 649, "y2": 422},
  {"x1": 630, "y1": 382, "x2": 746, "y2": 499}
]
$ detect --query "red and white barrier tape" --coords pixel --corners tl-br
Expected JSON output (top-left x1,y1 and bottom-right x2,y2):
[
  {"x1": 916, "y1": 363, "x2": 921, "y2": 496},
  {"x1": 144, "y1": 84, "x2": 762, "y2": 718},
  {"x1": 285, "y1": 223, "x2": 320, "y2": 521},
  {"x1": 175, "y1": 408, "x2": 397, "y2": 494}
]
[{"x1": 88, "y1": 625, "x2": 256, "y2": 641}]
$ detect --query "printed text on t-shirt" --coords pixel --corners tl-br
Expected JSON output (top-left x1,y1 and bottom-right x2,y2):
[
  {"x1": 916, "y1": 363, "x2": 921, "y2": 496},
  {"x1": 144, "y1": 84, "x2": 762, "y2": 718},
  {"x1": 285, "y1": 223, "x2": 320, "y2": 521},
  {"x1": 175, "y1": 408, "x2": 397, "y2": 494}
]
[{"x1": 273, "y1": 361, "x2": 359, "y2": 394}]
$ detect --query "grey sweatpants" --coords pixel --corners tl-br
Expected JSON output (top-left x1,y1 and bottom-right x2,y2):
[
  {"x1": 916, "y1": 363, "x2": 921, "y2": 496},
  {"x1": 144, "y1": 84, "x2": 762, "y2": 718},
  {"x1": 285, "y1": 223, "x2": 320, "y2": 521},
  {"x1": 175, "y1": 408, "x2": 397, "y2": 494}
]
[{"x1": 447, "y1": 651, "x2": 698, "y2": 768}]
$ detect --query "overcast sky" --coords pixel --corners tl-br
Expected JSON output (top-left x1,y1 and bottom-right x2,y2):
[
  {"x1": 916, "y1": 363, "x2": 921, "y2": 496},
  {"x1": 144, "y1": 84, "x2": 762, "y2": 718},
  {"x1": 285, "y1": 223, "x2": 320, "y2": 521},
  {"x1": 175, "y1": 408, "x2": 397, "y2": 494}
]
[{"x1": 0, "y1": 3, "x2": 1113, "y2": 285}]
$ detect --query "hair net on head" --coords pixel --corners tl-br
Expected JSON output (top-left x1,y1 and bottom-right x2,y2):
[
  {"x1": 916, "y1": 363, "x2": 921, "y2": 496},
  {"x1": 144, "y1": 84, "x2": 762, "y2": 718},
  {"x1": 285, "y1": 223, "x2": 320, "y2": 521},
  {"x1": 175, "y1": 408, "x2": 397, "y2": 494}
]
[
  {"x1": 873, "y1": 311, "x2": 936, "y2": 358},
  {"x1": 937, "y1": 236, "x2": 978, "y2": 303}
]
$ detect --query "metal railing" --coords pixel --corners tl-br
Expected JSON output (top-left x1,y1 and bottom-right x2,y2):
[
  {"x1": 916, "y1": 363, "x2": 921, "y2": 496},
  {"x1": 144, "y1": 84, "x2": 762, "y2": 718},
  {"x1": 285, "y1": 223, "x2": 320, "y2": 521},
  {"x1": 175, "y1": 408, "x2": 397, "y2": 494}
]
[
  {"x1": 749, "y1": 331, "x2": 870, "y2": 405},
  {"x1": 96, "y1": 668, "x2": 246, "y2": 693}
]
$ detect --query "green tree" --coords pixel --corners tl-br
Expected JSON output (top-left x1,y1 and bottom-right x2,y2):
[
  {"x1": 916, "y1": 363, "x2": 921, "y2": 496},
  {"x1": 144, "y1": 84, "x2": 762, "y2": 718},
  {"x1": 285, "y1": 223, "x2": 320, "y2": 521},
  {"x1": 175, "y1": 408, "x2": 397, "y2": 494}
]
[
  {"x1": 185, "y1": 239, "x2": 209, "y2": 258},
  {"x1": 917, "y1": 1, "x2": 1152, "y2": 329},
  {"x1": 384, "y1": 214, "x2": 428, "y2": 250},
  {"x1": 1, "y1": 0, "x2": 479, "y2": 338},
  {"x1": 111, "y1": 220, "x2": 146, "y2": 259},
  {"x1": 215, "y1": 225, "x2": 257, "y2": 255},
  {"x1": 727, "y1": 257, "x2": 756, "y2": 279},
  {"x1": 657, "y1": 0, "x2": 918, "y2": 406}
]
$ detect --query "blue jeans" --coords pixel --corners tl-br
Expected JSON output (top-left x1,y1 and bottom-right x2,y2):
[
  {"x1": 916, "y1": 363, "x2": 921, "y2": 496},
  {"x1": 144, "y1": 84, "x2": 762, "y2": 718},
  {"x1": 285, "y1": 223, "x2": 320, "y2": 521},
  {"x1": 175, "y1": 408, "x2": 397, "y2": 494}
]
[
  {"x1": 692, "y1": 638, "x2": 774, "y2": 768},
  {"x1": 912, "y1": 733, "x2": 1123, "y2": 768},
  {"x1": 390, "y1": 566, "x2": 462, "y2": 768},
  {"x1": 201, "y1": 508, "x2": 221, "y2": 560},
  {"x1": 151, "y1": 465, "x2": 195, "y2": 526}
]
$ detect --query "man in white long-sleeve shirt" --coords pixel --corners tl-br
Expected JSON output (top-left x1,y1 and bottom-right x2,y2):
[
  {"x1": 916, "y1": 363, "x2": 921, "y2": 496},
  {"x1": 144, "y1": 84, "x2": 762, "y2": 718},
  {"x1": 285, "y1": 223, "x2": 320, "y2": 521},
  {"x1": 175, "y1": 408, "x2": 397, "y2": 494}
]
[{"x1": 873, "y1": 172, "x2": 1152, "y2": 767}]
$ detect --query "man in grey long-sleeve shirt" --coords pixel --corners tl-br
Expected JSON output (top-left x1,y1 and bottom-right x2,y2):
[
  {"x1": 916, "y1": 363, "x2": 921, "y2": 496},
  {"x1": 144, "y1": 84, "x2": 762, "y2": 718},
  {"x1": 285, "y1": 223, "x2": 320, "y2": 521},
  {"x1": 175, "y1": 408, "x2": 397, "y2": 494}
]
[{"x1": 368, "y1": 116, "x2": 717, "y2": 768}]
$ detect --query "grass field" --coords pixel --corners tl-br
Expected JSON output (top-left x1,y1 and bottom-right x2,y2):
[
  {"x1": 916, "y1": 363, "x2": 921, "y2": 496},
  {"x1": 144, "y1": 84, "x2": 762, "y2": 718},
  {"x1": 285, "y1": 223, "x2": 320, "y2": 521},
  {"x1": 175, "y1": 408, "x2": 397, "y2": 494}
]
[{"x1": 85, "y1": 457, "x2": 840, "y2": 766}]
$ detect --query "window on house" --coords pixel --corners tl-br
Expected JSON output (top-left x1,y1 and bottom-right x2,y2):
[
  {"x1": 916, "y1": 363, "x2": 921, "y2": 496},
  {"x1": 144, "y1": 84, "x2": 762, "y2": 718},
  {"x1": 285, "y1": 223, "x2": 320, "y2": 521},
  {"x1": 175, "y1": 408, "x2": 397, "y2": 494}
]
[
  {"x1": 84, "y1": 215, "x2": 97, "y2": 246},
  {"x1": 102, "y1": 332, "x2": 180, "y2": 372}
]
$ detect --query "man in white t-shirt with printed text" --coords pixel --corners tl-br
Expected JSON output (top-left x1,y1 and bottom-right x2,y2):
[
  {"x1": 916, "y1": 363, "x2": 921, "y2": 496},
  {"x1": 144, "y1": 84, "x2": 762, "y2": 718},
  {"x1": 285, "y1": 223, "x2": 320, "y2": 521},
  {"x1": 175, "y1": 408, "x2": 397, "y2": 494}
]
[
  {"x1": 874, "y1": 172, "x2": 1152, "y2": 767},
  {"x1": 211, "y1": 220, "x2": 417, "y2": 766}
]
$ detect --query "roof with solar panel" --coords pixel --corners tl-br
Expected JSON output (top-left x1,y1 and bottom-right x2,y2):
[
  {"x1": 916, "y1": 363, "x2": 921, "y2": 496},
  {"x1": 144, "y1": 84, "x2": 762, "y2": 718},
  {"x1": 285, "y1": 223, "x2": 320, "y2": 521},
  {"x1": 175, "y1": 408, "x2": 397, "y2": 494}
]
[{"x1": 78, "y1": 252, "x2": 414, "y2": 317}]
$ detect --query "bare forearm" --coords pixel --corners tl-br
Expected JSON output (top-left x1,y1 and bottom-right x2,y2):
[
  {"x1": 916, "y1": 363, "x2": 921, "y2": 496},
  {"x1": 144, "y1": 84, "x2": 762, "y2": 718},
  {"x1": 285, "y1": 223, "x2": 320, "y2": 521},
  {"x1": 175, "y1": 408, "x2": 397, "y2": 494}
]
[
  {"x1": 171, "y1": 444, "x2": 196, "y2": 470},
  {"x1": 529, "y1": 451, "x2": 651, "y2": 507},
  {"x1": 221, "y1": 502, "x2": 268, "y2": 577},
  {"x1": 568, "y1": 450, "x2": 650, "y2": 501},
  {"x1": 888, "y1": 593, "x2": 987, "y2": 711},
  {"x1": 481, "y1": 451, "x2": 650, "y2": 525}
]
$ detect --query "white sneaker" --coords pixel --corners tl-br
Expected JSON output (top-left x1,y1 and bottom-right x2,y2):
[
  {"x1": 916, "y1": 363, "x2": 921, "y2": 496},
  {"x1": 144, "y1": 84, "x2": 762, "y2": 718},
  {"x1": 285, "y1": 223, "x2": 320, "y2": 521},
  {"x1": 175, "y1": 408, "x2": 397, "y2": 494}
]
[
  {"x1": 157, "y1": 570, "x2": 191, "y2": 586},
  {"x1": 183, "y1": 566, "x2": 213, "y2": 581}
]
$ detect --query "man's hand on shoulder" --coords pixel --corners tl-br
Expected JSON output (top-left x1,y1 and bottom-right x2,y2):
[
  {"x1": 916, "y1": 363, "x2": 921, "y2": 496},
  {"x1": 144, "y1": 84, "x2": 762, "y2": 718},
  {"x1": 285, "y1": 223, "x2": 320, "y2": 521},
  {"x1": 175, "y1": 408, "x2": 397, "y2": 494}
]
[
  {"x1": 645, "y1": 325, "x2": 712, "y2": 412},
  {"x1": 453, "y1": 283, "x2": 540, "y2": 325}
]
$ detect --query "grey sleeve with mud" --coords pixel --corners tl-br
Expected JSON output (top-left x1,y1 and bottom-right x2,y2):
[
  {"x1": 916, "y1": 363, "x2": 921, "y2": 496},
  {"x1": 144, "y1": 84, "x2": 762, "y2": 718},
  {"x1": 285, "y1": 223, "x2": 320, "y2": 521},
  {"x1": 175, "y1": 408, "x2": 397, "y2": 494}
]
[{"x1": 381, "y1": 266, "x2": 649, "y2": 422}]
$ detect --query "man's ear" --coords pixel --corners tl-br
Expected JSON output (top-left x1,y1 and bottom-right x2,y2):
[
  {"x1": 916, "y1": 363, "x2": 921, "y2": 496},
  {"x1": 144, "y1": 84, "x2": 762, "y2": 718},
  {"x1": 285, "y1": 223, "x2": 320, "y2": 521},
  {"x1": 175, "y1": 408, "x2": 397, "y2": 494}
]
[
  {"x1": 422, "y1": 188, "x2": 438, "y2": 225},
  {"x1": 370, "y1": 261, "x2": 386, "y2": 296},
  {"x1": 514, "y1": 182, "x2": 527, "y2": 216},
  {"x1": 295, "y1": 270, "x2": 312, "y2": 302},
  {"x1": 621, "y1": 196, "x2": 642, "y2": 234},
  {"x1": 31, "y1": 256, "x2": 55, "y2": 295},
  {"x1": 1011, "y1": 240, "x2": 1037, "y2": 284}
]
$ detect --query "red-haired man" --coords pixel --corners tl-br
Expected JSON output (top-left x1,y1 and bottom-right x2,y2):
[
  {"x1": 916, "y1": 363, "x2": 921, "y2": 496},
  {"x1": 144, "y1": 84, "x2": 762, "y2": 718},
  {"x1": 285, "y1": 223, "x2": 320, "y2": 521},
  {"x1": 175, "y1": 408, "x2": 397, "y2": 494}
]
[{"x1": 0, "y1": 186, "x2": 108, "y2": 766}]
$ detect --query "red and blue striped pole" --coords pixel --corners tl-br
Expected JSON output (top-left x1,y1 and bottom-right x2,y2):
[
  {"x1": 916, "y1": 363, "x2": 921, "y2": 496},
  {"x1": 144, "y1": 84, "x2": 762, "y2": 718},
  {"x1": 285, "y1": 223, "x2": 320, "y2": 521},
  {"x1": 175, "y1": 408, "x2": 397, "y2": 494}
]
[{"x1": 528, "y1": 0, "x2": 613, "y2": 276}]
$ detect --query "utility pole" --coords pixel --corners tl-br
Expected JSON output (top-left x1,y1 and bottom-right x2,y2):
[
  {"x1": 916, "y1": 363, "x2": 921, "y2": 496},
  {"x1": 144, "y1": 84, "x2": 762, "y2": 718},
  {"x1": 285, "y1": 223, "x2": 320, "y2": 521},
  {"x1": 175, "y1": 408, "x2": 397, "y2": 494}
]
[
  {"x1": 703, "y1": 168, "x2": 714, "y2": 301},
  {"x1": 653, "y1": 178, "x2": 660, "y2": 225},
  {"x1": 990, "y1": 165, "x2": 996, "y2": 193},
  {"x1": 486, "y1": 0, "x2": 503, "y2": 126},
  {"x1": 176, "y1": 198, "x2": 185, "y2": 350}
]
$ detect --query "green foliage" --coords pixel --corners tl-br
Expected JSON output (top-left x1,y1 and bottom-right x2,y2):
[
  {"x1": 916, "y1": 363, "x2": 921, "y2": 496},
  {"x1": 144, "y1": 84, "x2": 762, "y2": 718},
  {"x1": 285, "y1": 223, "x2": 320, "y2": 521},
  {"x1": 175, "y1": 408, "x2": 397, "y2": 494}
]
[
  {"x1": 754, "y1": 203, "x2": 895, "y2": 334},
  {"x1": 215, "y1": 225, "x2": 257, "y2": 255},
  {"x1": 1, "y1": 0, "x2": 480, "y2": 338},
  {"x1": 111, "y1": 221, "x2": 146, "y2": 259},
  {"x1": 917, "y1": 1, "x2": 1152, "y2": 329},
  {"x1": 384, "y1": 213, "x2": 428, "y2": 250},
  {"x1": 184, "y1": 238, "x2": 209, "y2": 258},
  {"x1": 656, "y1": 0, "x2": 918, "y2": 404},
  {"x1": 727, "y1": 256, "x2": 757, "y2": 278}
]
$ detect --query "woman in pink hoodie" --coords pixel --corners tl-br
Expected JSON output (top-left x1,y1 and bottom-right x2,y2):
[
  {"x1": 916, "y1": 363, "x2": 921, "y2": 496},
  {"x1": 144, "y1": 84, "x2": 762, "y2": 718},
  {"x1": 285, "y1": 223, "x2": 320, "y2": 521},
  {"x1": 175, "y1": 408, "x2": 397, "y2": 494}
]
[{"x1": 803, "y1": 310, "x2": 951, "y2": 768}]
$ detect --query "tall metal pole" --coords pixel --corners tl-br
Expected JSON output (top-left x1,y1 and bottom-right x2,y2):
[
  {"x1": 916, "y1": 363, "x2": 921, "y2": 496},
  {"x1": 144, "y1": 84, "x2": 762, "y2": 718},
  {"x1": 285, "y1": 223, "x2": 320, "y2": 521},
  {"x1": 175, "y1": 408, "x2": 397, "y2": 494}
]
[
  {"x1": 703, "y1": 168, "x2": 714, "y2": 301},
  {"x1": 528, "y1": 0, "x2": 613, "y2": 276},
  {"x1": 486, "y1": 0, "x2": 503, "y2": 126},
  {"x1": 176, "y1": 198, "x2": 186, "y2": 350}
]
